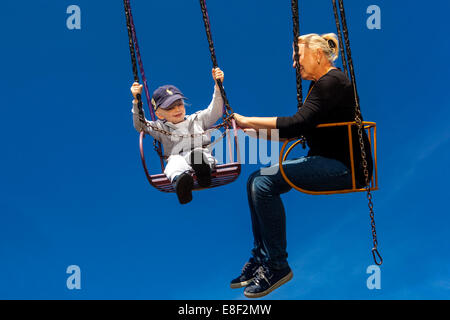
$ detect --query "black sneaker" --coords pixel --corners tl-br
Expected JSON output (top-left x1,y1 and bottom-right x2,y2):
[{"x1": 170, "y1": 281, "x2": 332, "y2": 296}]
[
  {"x1": 174, "y1": 172, "x2": 194, "y2": 204},
  {"x1": 230, "y1": 258, "x2": 261, "y2": 289},
  {"x1": 190, "y1": 150, "x2": 212, "y2": 188},
  {"x1": 244, "y1": 265, "x2": 293, "y2": 298}
]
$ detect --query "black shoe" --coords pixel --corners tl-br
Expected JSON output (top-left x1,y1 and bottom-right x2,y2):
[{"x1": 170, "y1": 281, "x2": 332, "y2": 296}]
[
  {"x1": 230, "y1": 258, "x2": 261, "y2": 289},
  {"x1": 174, "y1": 173, "x2": 194, "y2": 204},
  {"x1": 190, "y1": 150, "x2": 212, "y2": 188},
  {"x1": 244, "y1": 265, "x2": 293, "y2": 298}
]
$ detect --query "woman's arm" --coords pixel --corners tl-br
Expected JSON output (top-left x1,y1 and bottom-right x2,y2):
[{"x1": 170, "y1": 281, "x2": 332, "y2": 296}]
[
  {"x1": 234, "y1": 114, "x2": 288, "y2": 141},
  {"x1": 233, "y1": 113, "x2": 277, "y2": 130}
]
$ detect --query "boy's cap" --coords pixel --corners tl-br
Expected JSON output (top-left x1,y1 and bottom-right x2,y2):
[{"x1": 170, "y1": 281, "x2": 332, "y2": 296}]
[{"x1": 151, "y1": 85, "x2": 186, "y2": 110}]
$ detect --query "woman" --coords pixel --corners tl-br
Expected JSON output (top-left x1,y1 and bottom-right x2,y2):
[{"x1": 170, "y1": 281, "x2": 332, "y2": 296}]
[{"x1": 230, "y1": 33, "x2": 373, "y2": 298}]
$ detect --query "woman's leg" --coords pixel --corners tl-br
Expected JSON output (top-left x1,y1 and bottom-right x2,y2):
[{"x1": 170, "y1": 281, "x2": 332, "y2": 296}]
[
  {"x1": 247, "y1": 166, "x2": 291, "y2": 270},
  {"x1": 247, "y1": 170, "x2": 271, "y2": 266},
  {"x1": 247, "y1": 156, "x2": 353, "y2": 270}
]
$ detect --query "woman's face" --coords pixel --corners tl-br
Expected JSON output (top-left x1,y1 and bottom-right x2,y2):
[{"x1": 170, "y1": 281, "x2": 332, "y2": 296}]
[
  {"x1": 292, "y1": 43, "x2": 317, "y2": 81},
  {"x1": 156, "y1": 100, "x2": 186, "y2": 124}
]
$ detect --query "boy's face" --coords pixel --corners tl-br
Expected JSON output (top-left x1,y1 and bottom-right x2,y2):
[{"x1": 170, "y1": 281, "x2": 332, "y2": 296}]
[{"x1": 155, "y1": 100, "x2": 186, "y2": 124}]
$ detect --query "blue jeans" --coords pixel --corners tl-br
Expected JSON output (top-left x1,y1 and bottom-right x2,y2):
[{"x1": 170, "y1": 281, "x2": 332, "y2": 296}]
[{"x1": 247, "y1": 156, "x2": 353, "y2": 270}]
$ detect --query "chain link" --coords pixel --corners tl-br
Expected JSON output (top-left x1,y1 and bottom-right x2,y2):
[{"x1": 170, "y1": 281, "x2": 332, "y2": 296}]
[
  {"x1": 354, "y1": 110, "x2": 381, "y2": 264},
  {"x1": 332, "y1": 0, "x2": 348, "y2": 77},
  {"x1": 139, "y1": 114, "x2": 234, "y2": 139},
  {"x1": 199, "y1": 0, "x2": 234, "y2": 119},
  {"x1": 291, "y1": 0, "x2": 303, "y2": 109},
  {"x1": 340, "y1": 0, "x2": 382, "y2": 265}
]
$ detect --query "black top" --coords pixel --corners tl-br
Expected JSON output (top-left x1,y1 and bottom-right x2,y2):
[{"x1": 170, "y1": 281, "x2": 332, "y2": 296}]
[{"x1": 276, "y1": 69, "x2": 373, "y2": 186}]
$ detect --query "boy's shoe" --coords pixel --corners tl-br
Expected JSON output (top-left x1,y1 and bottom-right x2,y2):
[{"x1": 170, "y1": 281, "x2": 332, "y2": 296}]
[
  {"x1": 190, "y1": 150, "x2": 212, "y2": 188},
  {"x1": 230, "y1": 258, "x2": 261, "y2": 289},
  {"x1": 244, "y1": 265, "x2": 293, "y2": 298},
  {"x1": 174, "y1": 173, "x2": 194, "y2": 204}
]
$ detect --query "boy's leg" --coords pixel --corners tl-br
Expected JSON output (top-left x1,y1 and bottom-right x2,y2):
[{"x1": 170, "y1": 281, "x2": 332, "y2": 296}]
[
  {"x1": 165, "y1": 155, "x2": 194, "y2": 204},
  {"x1": 201, "y1": 149, "x2": 217, "y2": 169},
  {"x1": 188, "y1": 149, "x2": 213, "y2": 188},
  {"x1": 164, "y1": 155, "x2": 191, "y2": 182}
]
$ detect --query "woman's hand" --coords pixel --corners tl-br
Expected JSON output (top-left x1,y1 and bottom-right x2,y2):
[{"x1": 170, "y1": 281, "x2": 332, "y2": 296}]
[
  {"x1": 233, "y1": 114, "x2": 278, "y2": 131},
  {"x1": 212, "y1": 68, "x2": 224, "y2": 88},
  {"x1": 130, "y1": 82, "x2": 143, "y2": 100},
  {"x1": 233, "y1": 113, "x2": 249, "y2": 129}
]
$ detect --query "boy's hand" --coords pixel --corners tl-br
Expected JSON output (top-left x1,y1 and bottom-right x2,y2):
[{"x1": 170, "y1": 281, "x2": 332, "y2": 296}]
[
  {"x1": 212, "y1": 68, "x2": 224, "y2": 88},
  {"x1": 131, "y1": 82, "x2": 143, "y2": 100}
]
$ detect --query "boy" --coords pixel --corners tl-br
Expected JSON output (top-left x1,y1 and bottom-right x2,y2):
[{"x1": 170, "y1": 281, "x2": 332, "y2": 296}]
[{"x1": 131, "y1": 68, "x2": 225, "y2": 204}]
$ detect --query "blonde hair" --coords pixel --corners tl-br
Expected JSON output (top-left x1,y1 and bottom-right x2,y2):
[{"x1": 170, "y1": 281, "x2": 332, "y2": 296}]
[{"x1": 298, "y1": 33, "x2": 339, "y2": 63}]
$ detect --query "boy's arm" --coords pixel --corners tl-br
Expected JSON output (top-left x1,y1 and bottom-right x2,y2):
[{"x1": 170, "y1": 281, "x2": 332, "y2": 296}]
[
  {"x1": 131, "y1": 99, "x2": 162, "y2": 141},
  {"x1": 196, "y1": 86, "x2": 224, "y2": 129},
  {"x1": 130, "y1": 81, "x2": 162, "y2": 140}
]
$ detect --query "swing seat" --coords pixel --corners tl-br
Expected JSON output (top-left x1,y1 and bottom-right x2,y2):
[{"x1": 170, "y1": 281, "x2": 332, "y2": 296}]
[
  {"x1": 146, "y1": 162, "x2": 241, "y2": 193},
  {"x1": 139, "y1": 121, "x2": 241, "y2": 193},
  {"x1": 279, "y1": 121, "x2": 378, "y2": 195}
]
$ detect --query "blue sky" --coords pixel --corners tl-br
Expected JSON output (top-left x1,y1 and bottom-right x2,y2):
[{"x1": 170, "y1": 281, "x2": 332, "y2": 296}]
[{"x1": 0, "y1": 0, "x2": 449, "y2": 300}]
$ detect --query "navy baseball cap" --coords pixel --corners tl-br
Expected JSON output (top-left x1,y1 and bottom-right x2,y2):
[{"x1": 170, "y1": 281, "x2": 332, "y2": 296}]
[{"x1": 151, "y1": 85, "x2": 186, "y2": 110}]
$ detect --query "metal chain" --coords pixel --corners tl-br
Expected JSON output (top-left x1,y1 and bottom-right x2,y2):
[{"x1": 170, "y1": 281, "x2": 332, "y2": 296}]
[
  {"x1": 291, "y1": 0, "x2": 303, "y2": 109},
  {"x1": 331, "y1": 0, "x2": 348, "y2": 77},
  {"x1": 337, "y1": 0, "x2": 382, "y2": 265},
  {"x1": 154, "y1": 128, "x2": 230, "y2": 161},
  {"x1": 125, "y1": 0, "x2": 156, "y2": 122},
  {"x1": 124, "y1": 0, "x2": 164, "y2": 163},
  {"x1": 139, "y1": 114, "x2": 234, "y2": 139},
  {"x1": 199, "y1": 0, "x2": 234, "y2": 120},
  {"x1": 291, "y1": 0, "x2": 307, "y2": 149},
  {"x1": 123, "y1": 0, "x2": 144, "y2": 122}
]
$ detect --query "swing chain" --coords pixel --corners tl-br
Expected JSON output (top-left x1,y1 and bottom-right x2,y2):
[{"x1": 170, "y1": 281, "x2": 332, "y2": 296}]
[
  {"x1": 354, "y1": 111, "x2": 382, "y2": 266},
  {"x1": 291, "y1": 0, "x2": 303, "y2": 109},
  {"x1": 331, "y1": 0, "x2": 348, "y2": 76},
  {"x1": 139, "y1": 114, "x2": 234, "y2": 139},
  {"x1": 147, "y1": 120, "x2": 231, "y2": 161},
  {"x1": 336, "y1": 0, "x2": 382, "y2": 266},
  {"x1": 291, "y1": 0, "x2": 307, "y2": 148},
  {"x1": 199, "y1": 0, "x2": 234, "y2": 119},
  {"x1": 123, "y1": 0, "x2": 145, "y2": 123}
]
